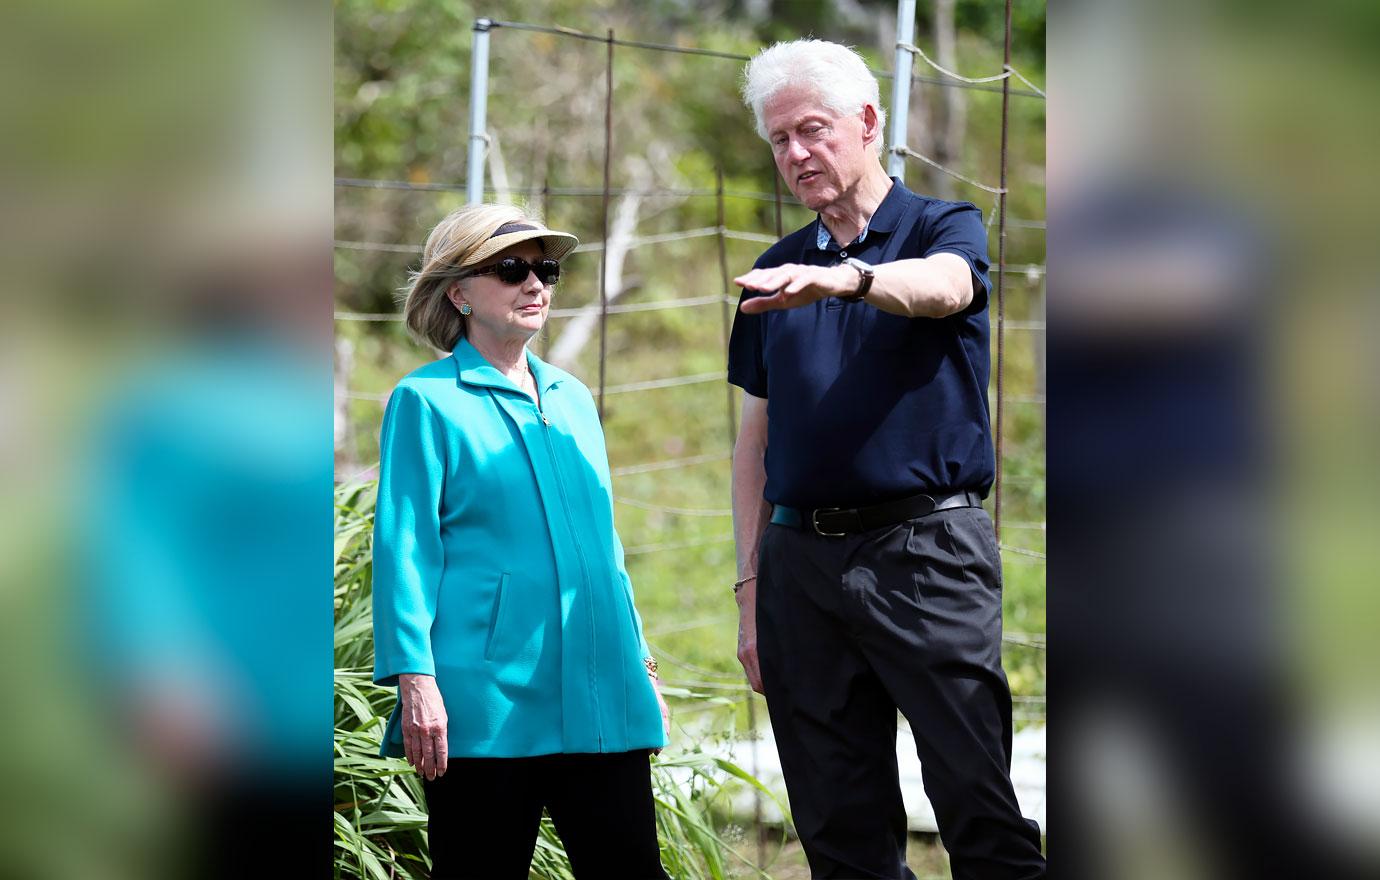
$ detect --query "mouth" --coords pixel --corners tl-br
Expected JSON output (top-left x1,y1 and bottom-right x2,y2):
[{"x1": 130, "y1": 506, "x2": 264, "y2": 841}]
[
  {"x1": 796, "y1": 171, "x2": 822, "y2": 185},
  {"x1": 517, "y1": 304, "x2": 544, "y2": 314}
]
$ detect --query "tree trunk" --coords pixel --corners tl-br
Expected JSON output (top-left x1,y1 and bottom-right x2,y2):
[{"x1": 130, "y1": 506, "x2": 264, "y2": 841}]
[
  {"x1": 487, "y1": 129, "x2": 512, "y2": 205},
  {"x1": 546, "y1": 190, "x2": 643, "y2": 369}
]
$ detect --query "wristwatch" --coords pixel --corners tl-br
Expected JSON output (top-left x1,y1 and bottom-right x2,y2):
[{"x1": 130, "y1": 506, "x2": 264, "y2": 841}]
[{"x1": 839, "y1": 257, "x2": 874, "y2": 302}]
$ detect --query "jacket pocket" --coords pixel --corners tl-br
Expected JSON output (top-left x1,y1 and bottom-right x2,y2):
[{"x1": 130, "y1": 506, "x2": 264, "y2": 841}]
[
  {"x1": 483, "y1": 572, "x2": 512, "y2": 661},
  {"x1": 620, "y1": 577, "x2": 645, "y2": 655}
]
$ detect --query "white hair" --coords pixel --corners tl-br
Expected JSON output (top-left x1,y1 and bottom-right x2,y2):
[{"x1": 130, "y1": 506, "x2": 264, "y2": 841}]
[{"x1": 741, "y1": 39, "x2": 887, "y2": 156}]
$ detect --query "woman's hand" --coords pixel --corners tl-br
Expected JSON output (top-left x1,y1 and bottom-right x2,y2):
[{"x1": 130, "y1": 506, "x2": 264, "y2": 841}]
[
  {"x1": 651, "y1": 674, "x2": 671, "y2": 756},
  {"x1": 398, "y1": 673, "x2": 448, "y2": 780}
]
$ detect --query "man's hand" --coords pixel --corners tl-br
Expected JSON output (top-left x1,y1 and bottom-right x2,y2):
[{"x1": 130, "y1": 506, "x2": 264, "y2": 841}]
[
  {"x1": 399, "y1": 673, "x2": 448, "y2": 780},
  {"x1": 736, "y1": 578, "x2": 764, "y2": 694},
  {"x1": 732, "y1": 394, "x2": 771, "y2": 696},
  {"x1": 736, "y1": 263, "x2": 857, "y2": 314},
  {"x1": 738, "y1": 255, "x2": 978, "y2": 318}
]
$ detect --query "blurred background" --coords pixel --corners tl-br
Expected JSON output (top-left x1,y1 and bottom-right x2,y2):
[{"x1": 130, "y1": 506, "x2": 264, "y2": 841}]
[
  {"x1": 1050, "y1": 0, "x2": 1380, "y2": 877},
  {"x1": 0, "y1": 1, "x2": 333, "y2": 878}
]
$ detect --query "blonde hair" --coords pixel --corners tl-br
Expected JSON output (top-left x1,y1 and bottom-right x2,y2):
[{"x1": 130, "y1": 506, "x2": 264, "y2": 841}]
[
  {"x1": 400, "y1": 203, "x2": 534, "y2": 352},
  {"x1": 742, "y1": 40, "x2": 887, "y2": 157}
]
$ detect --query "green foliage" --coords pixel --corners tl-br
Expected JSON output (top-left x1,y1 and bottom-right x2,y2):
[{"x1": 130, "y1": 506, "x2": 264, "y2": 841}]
[
  {"x1": 333, "y1": 480, "x2": 783, "y2": 880},
  {"x1": 953, "y1": 0, "x2": 1046, "y2": 51}
]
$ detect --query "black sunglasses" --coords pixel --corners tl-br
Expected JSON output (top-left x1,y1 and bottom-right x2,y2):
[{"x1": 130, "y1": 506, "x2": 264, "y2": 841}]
[{"x1": 467, "y1": 256, "x2": 561, "y2": 286}]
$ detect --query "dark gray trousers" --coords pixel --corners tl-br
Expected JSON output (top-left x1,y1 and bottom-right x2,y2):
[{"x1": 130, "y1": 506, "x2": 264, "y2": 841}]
[{"x1": 756, "y1": 506, "x2": 1045, "y2": 880}]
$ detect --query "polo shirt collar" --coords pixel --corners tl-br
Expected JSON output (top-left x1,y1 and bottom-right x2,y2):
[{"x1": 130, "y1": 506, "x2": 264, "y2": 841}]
[
  {"x1": 812, "y1": 176, "x2": 909, "y2": 251},
  {"x1": 453, "y1": 336, "x2": 565, "y2": 395},
  {"x1": 815, "y1": 216, "x2": 868, "y2": 251}
]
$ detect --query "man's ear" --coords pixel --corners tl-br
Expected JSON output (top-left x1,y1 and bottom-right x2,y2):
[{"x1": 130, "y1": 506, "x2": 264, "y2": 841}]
[{"x1": 861, "y1": 103, "x2": 882, "y2": 147}]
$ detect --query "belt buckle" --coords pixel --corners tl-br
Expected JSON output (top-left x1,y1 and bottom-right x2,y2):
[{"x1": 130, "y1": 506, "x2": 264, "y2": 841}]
[{"x1": 811, "y1": 507, "x2": 847, "y2": 537}]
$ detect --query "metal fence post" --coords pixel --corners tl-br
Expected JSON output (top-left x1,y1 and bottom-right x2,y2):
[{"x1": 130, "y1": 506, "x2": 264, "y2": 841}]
[
  {"x1": 466, "y1": 19, "x2": 493, "y2": 205},
  {"x1": 995, "y1": 0, "x2": 1012, "y2": 538},
  {"x1": 887, "y1": 0, "x2": 916, "y2": 180},
  {"x1": 597, "y1": 28, "x2": 614, "y2": 418}
]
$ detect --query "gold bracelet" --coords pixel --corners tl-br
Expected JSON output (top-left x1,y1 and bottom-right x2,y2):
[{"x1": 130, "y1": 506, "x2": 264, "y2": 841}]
[
  {"x1": 643, "y1": 656, "x2": 658, "y2": 679},
  {"x1": 733, "y1": 574, "x2": 757, "y2": 593}
]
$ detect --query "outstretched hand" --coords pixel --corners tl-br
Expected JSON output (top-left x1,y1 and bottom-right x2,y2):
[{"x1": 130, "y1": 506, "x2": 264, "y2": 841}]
[{"x1": 735, "y1": 263, "x2": 855, "y2": 313}]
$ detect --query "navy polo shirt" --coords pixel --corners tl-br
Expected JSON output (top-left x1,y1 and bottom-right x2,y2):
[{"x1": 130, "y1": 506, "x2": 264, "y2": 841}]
[{"x1": 727, "y1": 178, "x2": 994, "y2": 509}]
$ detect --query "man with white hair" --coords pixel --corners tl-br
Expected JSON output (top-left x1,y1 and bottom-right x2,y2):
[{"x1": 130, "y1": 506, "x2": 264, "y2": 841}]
[{"x1": 727, "y1": 39, "x2": 1046, "y2": 879}]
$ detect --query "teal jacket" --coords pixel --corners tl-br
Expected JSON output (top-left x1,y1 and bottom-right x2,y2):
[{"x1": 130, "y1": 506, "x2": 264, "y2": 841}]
[{"x1": 371, "y1": 339, "x2": 665, "y2": 758}]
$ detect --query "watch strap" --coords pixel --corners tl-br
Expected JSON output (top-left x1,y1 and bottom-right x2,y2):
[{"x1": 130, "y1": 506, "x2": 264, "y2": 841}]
[{"x1": 839, "y1": 257, "x2": 873, "y2": 302}]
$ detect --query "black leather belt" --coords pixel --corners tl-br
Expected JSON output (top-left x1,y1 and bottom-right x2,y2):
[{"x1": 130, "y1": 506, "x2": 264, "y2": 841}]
[{"x1": 771, "y1": 489, "x2": 983, "y2": 537}]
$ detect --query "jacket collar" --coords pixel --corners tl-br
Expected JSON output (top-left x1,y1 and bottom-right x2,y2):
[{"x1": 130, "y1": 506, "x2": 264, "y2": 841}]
[{"x1": 452, "y1": 337, "x2": 565, "y2": 396}]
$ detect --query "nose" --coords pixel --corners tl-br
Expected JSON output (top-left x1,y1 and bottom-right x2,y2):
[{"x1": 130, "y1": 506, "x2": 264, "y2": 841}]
[
  {"x1": 521, "y1": 267, "x2": 544, "y2": 293},
  {"x1": 785, "y1": 137, "x2": 811, "y2": 164}
]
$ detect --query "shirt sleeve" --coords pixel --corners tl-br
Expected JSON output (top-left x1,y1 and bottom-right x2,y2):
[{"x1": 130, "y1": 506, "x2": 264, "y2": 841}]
[
  {"x1": 921, "y1": 200, "x2": 993, "y2": 315},
  {"x1": 371, "y1": 385, "x2": 446, "y2": 686},
  {"x1": 728, "y1": 247, "x2": 775, "y2": 397},
  {"x1": 726, "y1": 301, "x2": 767, "y2": 397}
]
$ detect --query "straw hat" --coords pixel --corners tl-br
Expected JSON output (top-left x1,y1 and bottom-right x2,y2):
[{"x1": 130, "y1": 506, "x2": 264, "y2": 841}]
[{"x1": 460, "y1": 220, "x2": 579, "y2": 268}]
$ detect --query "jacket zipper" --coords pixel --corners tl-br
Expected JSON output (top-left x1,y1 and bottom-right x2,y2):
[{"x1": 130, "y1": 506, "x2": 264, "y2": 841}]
[{"x1": 537, "y1": 395, "x2": 604, "y2": 750}]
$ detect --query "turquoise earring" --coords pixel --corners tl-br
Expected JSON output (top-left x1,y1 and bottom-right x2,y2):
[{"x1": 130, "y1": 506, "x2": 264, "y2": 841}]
[{"x1": 459, "y1": 303, "x2": 473, "y2": 316}]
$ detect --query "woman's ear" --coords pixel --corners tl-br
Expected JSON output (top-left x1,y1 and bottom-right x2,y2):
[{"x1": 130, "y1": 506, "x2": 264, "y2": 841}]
[{"x1": 446, "y1": 281, "x2": 465, "y2": 310}]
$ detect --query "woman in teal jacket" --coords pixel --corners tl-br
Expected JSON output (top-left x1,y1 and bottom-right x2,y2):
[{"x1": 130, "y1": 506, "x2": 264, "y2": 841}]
[{"x1": 372, "y1": 204, "x2": 669, "y2": 879}]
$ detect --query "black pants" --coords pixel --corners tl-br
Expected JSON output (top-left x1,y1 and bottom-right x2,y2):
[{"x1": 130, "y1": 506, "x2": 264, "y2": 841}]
[
  {"x1": 757, "y1": 506, "x2": 1046, "y2": 880},
  {"x1": 421, "y1": 751, "x2": 668, "y2": 880}
]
